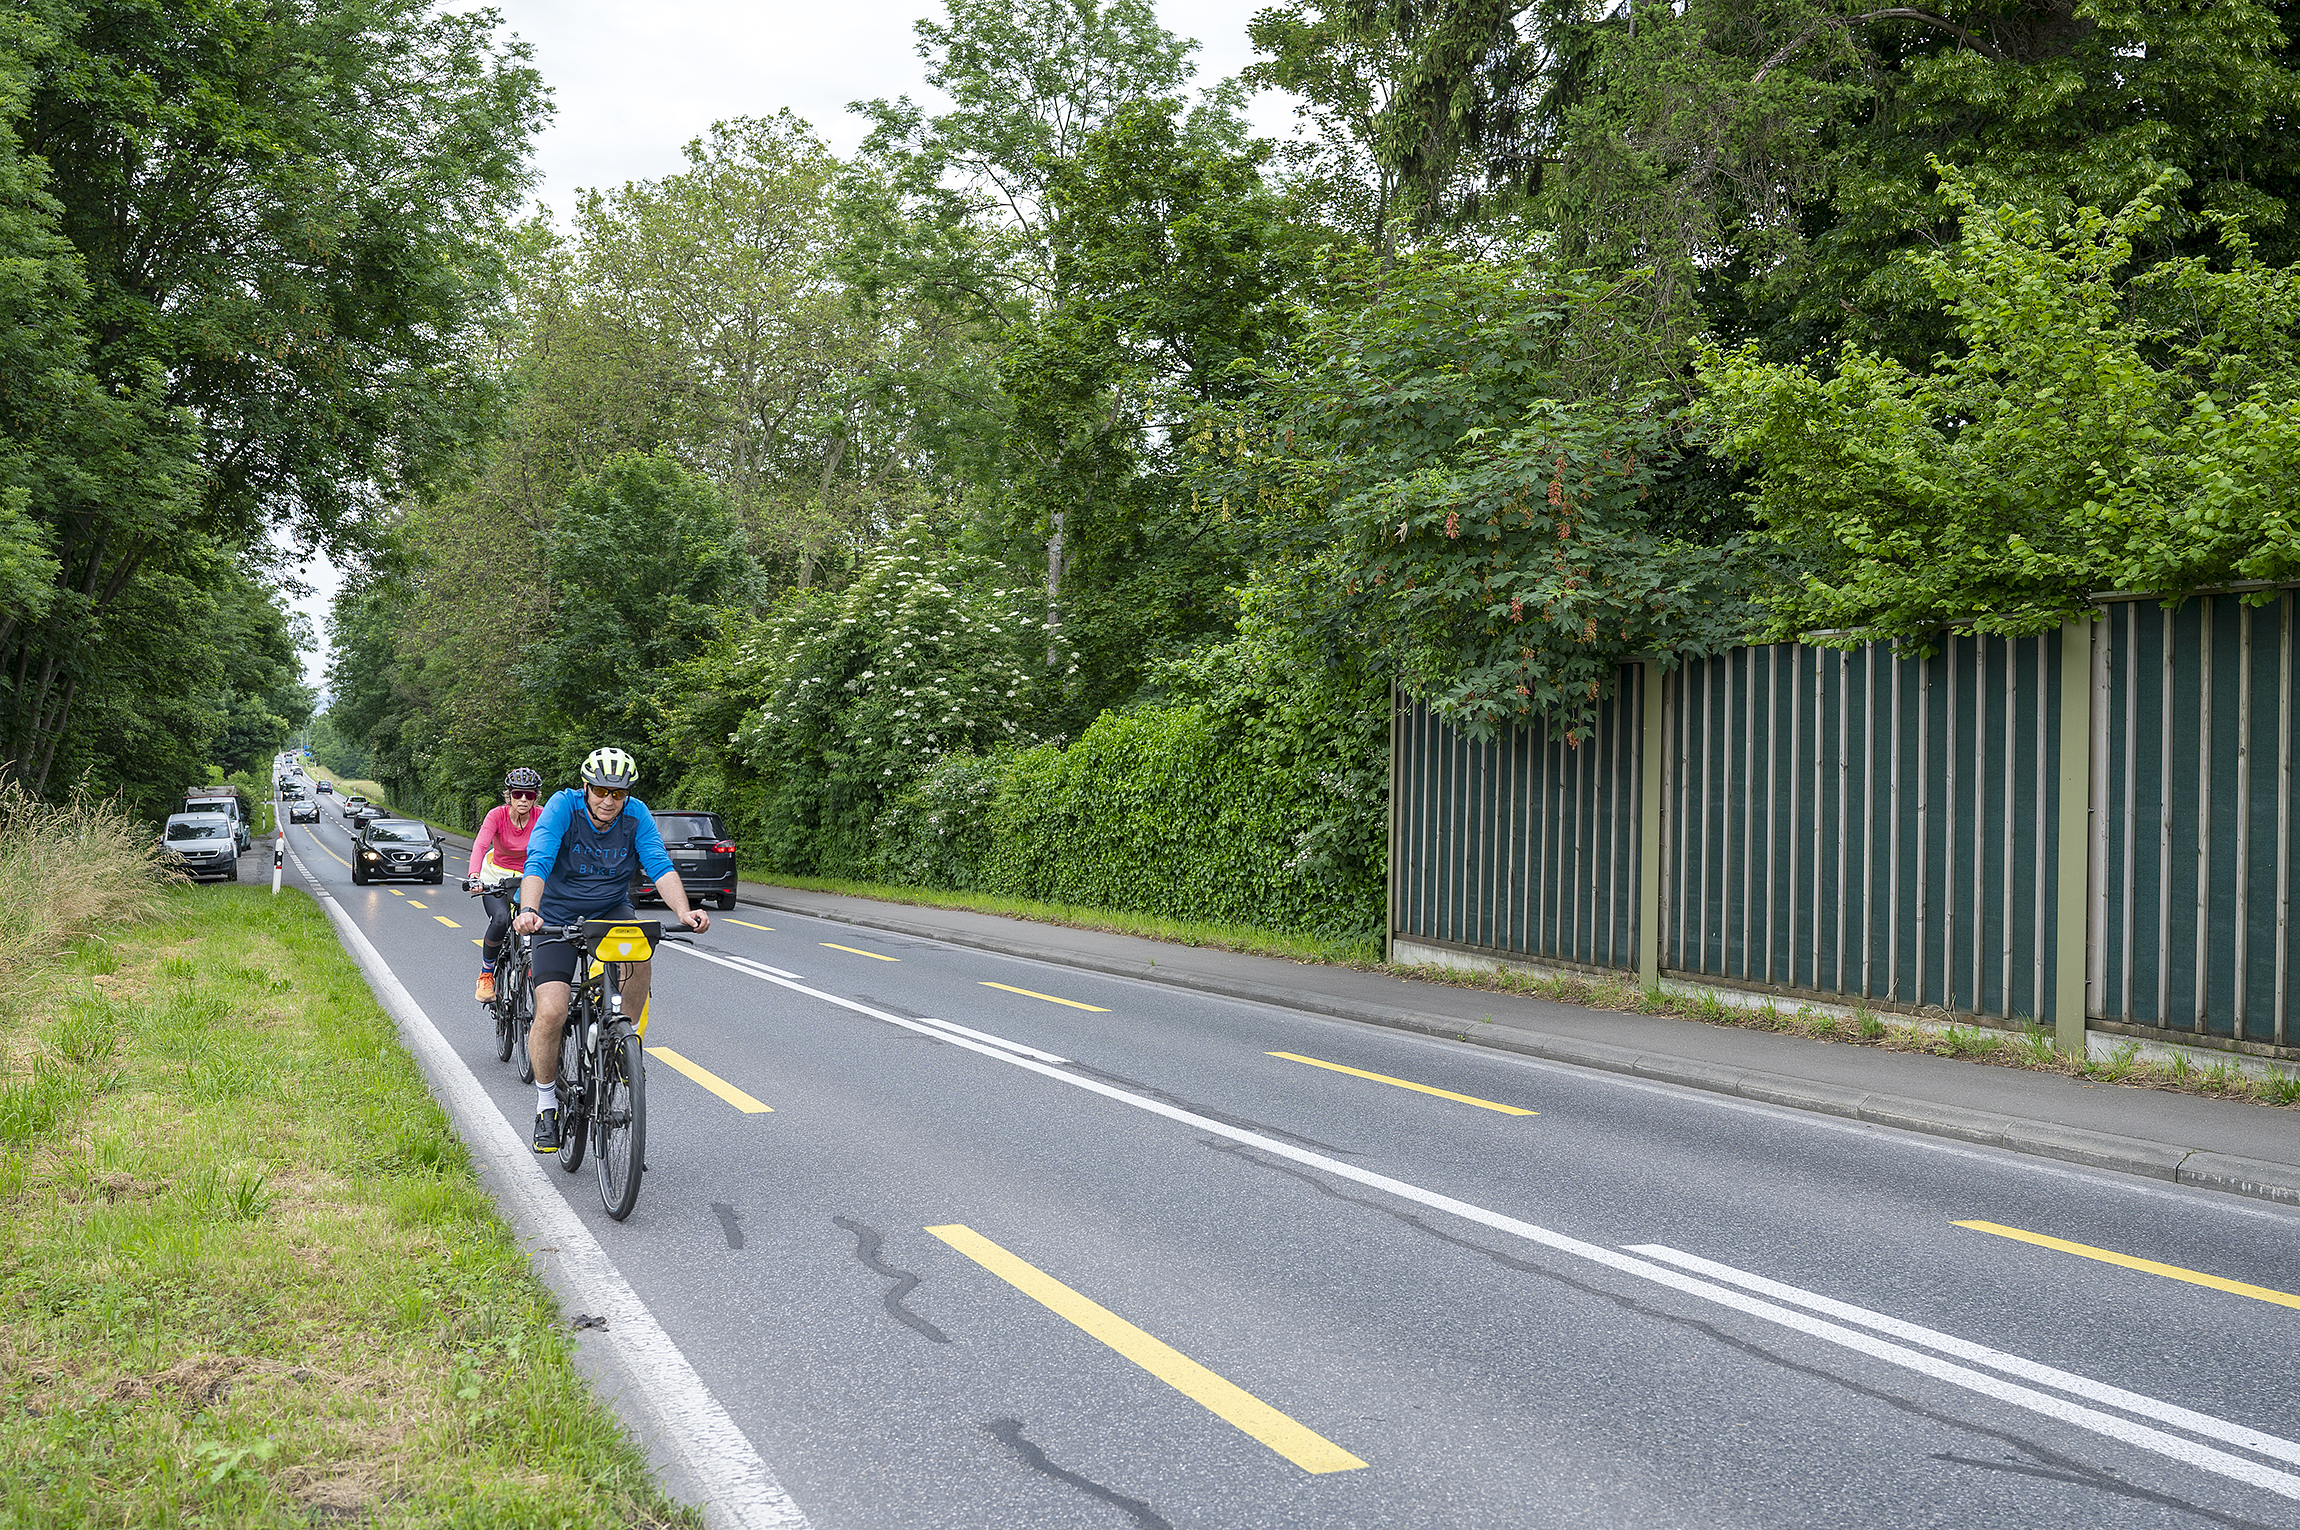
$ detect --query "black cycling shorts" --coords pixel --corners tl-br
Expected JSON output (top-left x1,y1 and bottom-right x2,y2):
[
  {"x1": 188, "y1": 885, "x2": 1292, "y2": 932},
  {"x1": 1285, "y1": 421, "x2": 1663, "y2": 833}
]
[{"x1": 529, "y1": 903, "x2": 640, "y2": 987}]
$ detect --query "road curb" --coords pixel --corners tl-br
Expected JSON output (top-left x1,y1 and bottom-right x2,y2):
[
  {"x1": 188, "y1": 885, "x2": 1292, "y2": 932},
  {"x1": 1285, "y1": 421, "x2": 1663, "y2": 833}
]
[{"x1": 735, "y1": 888, "x2": 2300, "y2": 1210}]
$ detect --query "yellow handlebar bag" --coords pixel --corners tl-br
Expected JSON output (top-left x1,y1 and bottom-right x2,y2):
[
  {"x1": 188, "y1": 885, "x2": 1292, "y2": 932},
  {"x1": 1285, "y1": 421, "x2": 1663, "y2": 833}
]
[{"x1": 582, "y1": 918, "x2": 660, "y2": 963}]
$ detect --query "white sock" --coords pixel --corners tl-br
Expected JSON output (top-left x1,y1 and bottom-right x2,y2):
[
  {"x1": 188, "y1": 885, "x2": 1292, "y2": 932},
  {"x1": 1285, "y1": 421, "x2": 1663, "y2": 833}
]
[{"x1": 537, "y1": 1080, "x2": 557, "y2": 1114}]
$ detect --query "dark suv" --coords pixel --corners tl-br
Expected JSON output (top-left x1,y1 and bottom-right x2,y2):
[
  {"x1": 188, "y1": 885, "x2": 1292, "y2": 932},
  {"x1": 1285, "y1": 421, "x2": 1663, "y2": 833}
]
[
  {"x1": 634, "y1": 810, "x2": 738, "y2": 911},
  {"x1": 352, "y1": 819, "x2": 446, "y2": 885}
]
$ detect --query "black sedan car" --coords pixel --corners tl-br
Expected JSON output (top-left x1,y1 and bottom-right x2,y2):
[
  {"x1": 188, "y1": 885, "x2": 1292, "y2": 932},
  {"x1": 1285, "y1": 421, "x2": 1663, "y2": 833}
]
[
  {"x1": 633, "y1": 810, "x2": 738, "y2": 911},
  {"x1": 352, "y1": 819, "x2": 446, "y2": 885},
  {"x1": 287, "y1": 798, "x2": 321, "y2": 824}
]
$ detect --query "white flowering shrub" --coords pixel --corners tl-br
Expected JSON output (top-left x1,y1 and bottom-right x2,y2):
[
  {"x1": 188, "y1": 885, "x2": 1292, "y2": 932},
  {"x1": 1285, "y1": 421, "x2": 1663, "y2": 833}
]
[
  {"x1": 858, "y1": 601, "x2": 1389, "y2": 938},
  {"x1": 724, "y1": 519, "x2": 1078, "y2": 873}
]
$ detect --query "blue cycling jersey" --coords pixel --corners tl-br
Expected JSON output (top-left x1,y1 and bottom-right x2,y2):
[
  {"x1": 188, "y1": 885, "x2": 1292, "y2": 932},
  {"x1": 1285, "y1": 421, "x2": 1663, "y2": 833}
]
[{"x1": 523, "y1": 788, "x2": 675, "y2": 924}]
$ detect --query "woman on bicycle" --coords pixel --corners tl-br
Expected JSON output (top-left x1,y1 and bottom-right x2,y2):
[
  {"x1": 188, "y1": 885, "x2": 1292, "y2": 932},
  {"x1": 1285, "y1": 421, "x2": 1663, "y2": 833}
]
[{"x1": 468, "y1": 766, "x2": 544, "y2": 1002}]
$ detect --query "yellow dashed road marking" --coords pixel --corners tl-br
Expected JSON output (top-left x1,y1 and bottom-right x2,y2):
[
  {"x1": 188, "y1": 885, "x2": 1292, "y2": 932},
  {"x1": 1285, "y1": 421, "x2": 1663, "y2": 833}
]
[
  {"x1": 1953, "y1": 1221, "x2": 2300, "y2": 1310},
  {"x1": 979, "y1": 981, "x2": 1109, "y2": 1012},
  {"x1": 926, "y1": 1224, "x2": 1365, "y2": 1474},
  {"x1": 820, "y1": 942, "x2": 898, "y2": 962},
  {"x1": 647, "y1": 1047, "x2": 773, "y2": 1113},
  {"x1": 1267, "y1": 1051, "x2": 1536, "y2": 1116}
]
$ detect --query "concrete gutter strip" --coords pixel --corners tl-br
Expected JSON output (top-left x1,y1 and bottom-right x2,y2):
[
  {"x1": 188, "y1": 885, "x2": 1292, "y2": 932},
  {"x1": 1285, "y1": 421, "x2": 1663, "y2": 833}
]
[{"x1": 736, "y1": 889, "x2": 2300, "y2": 1211}]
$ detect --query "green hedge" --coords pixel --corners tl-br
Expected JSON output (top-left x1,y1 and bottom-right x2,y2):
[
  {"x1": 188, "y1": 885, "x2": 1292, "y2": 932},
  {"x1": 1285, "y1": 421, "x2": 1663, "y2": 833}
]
[{"x1": 869, "y1": 705, "x2": 1383, "y2": 939}]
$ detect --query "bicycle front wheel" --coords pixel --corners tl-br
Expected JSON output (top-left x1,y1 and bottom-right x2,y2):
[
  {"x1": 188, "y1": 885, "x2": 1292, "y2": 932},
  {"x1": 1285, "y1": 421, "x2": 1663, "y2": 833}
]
[{"x1": 594, "y1": 1028, "x2": 646, "y2": 1221}]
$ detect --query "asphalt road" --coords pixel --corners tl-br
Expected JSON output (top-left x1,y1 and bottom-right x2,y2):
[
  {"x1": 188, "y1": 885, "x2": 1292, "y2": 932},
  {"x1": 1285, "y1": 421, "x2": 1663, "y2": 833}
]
[{"x1": 273, "y1": 806, "x2": 2300, "y2": 1530}]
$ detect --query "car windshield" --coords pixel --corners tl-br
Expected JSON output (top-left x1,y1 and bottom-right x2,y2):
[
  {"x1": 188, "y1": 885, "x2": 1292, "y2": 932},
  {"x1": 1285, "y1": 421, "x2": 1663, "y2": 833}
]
[
  {"x1": 167, "y1": 819, "x2": 227, "y2": 841},
  {"x1": 367, "y1": 821, "x2": 428, "y2": 843},
  {"x1": 656, "y1": 814, "x2": 723, "y2": 843}
]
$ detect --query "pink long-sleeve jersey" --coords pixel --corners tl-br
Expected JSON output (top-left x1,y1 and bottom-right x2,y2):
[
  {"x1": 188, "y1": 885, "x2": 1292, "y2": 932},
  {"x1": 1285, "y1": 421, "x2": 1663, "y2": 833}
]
[{"x1": 469, "y1": 803, "x2": 539, "y2": 883}]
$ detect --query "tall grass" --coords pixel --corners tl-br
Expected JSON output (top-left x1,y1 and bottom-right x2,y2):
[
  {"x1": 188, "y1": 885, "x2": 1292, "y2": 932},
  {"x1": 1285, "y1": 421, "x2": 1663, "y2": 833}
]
[{"x1": 0, "y1": 776, "x2": 171, "y2": 1010}]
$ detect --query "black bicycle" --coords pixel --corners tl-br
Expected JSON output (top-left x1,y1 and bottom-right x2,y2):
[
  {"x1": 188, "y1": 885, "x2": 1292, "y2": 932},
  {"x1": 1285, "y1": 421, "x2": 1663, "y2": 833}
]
[
  {"x1": 468, "y1": 878, "x2": 535, "y2": 1078},
  {"x1": 545, "y1": 917, "x2": 687, "y2": 1220}
]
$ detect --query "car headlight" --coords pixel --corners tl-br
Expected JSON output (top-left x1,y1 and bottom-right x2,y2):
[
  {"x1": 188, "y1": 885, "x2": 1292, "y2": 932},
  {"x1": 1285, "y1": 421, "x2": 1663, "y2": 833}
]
[
  {"x1": 361, "y1": 850, "x2": 379, "y2": 860},
  {"x1": 422, "y1": 849, "x2": 440, "y2": 860}
]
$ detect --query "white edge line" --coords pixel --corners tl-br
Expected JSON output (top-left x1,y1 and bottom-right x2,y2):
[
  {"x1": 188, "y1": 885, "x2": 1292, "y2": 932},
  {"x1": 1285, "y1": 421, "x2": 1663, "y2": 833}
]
[
  {"x1": 1627, "y1": 1244, "x2": 2300, "y2": 1467},
  {"x1": 287, "y1": 842, "x2": 811, "y2": 1530},
  {"x1": 912, "y1": 1016, "x2": 1069, "y2": 1064},
  {"x1": 670, "y1": 937, "x2": 2300, "y2": 1506},
  {"x1": 684, "y1": 945, "x2": 808, "y2": 982}
]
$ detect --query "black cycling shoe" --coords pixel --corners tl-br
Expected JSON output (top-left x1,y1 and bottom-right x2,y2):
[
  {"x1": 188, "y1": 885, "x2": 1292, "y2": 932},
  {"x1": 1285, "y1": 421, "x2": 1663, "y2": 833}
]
[{"x1": 533, "y1": 1107, "x2": 561, "y2": 1153}]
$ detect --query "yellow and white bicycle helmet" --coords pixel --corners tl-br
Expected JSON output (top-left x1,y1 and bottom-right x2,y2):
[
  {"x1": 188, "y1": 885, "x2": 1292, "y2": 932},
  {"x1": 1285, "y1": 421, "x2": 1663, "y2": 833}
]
[{"x1": 580, "y1": 745, "x2": 638, "y2": 791}]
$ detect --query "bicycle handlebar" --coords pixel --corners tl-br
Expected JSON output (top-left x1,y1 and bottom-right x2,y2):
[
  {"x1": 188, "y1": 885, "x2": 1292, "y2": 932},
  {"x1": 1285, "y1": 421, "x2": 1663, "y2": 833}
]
[{"x1": 535, "y1": 922, "x2": 700, "y2": 946}]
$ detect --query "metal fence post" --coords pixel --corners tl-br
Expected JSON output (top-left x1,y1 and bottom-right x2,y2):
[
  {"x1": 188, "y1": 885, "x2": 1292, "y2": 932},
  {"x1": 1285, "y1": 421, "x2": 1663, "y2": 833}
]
[
  {"x1": 2056, "y1": 616, "x2": 2094, "y2": 1056},
  {"x1": 1640, "y1": 660, "x2": 1664, "y2": 991},
  {"x1": 1386, "y1": 682, "x2": 1400, "y2": 964}
]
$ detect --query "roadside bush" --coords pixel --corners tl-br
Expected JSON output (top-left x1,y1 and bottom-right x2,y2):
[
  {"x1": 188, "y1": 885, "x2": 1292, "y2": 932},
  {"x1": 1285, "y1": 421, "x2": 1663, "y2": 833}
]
[
  {"x1": 0, "y1": 776, "x2": 169, "y2": 1010},
  {"x1": 870, "y1": 751, "x2": 1007, "y2": 890},
  {"x1": 976, "y1": 706, "x2": 1383, "y2": 939}
]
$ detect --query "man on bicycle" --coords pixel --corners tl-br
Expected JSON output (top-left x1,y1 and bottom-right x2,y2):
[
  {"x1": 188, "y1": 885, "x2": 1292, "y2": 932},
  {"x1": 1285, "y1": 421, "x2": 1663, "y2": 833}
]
[
  {"x1": 512, "y1": 745, "x2": 709, "y2": 1152},
  {"x1": 466, "y1": 766, "x2": 543, "y2": 1003}
]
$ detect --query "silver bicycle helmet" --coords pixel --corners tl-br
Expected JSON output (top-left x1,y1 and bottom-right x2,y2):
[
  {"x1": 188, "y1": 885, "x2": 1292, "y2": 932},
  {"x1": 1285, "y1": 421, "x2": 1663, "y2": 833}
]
[
  {"x1": 504, "y1": 766, "x2": 542, "y2": 791},
  {"x1": 580, "y1": 745, "x2": 638, "y2": 791}
]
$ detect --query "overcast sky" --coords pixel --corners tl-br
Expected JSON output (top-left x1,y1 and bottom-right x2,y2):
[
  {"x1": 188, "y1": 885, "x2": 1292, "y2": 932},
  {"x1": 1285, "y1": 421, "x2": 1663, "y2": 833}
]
[{"x1": 286, "y1": 0, "x2": 1297, "y2": 690}]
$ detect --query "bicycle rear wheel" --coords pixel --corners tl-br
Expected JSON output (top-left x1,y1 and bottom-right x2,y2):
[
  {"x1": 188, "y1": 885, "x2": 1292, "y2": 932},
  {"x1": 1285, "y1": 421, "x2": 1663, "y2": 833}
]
[
  {"x1": 514, "y1": 961, "x2": 536, "y2": 1083},
  {"x1": 501, "y1": 951, "x2": 531, "y2": 1068},
  {"x1": 493, "y1": 980, "x2": 516, "y2": 1062},
  {"x1": 556, "y1": 1009, "x2": 588, "y2": 1174},
  {"x1": 594, "y1": 1028, "x2": 646, "y2": 1221}
]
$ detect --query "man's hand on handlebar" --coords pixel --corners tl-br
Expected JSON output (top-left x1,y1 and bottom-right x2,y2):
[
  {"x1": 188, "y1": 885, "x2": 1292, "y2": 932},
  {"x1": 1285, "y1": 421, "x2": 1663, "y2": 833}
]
[
  {"x1": 514, "y1": 908, "x2": 542, "y2": 935},
  {"x1": 678, "y1": 907, "x2": 710, "y2": 935}
]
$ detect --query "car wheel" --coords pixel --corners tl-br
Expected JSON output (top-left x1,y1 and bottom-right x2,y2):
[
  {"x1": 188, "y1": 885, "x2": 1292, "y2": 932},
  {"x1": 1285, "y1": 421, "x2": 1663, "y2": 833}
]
[
  {"x1": 427, "y1": 872, "x2": 443, "y2": 885},
  {"x1": 716, "y1": 891, "x2": 737, "y2": 911},
  {"x1": 225, "y1": 860, "x2": 239, "y2": 883},
  {"x1": 351, "y1": 865, "x2": 368, "y2": 885}
]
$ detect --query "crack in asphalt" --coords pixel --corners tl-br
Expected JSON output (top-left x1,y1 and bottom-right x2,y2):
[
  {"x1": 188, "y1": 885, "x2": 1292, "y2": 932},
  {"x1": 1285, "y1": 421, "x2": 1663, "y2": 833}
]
[
  {"x1": 710, "y1": 1202, "x2": 744, "y2": 1250},
  {"x1": 1064, "y1": 1062, "x2": 1356, "y2": 1154},
  {"x1": 833, "y1": 1215, "x2": 951, "y2": 1343},
  {"x1": 986, "y1": 1417, "x2": 1171, "y2": 1530},
  {"x1": 1932, "y1": 1453, "x2": 2285, "y2": 1529},
  {"x1": 1204, "y1": 1140, "x2": 2274, "y2": 1529}
]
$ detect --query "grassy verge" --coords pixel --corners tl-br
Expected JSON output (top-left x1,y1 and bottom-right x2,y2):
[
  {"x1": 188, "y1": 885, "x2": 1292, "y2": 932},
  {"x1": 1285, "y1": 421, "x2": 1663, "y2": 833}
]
[
  {"x1": 0, "y1": 883, "x2": 699, "y2": 1527},
  {"x1": 745, "y1": 865, "x2": 2299, "y2": 1111},
  {"x1": 744, "y1": 869, "x2": 1384, "y2": 965}
]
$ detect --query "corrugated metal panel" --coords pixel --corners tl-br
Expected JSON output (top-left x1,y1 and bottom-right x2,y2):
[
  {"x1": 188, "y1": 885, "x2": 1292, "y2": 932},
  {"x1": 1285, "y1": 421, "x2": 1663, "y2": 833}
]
[
  {"x1": 1390, "y1": 667, "x2": 1643, "y2": 972},
  {"x1": 2091, "y1": 593, "x2": 2296, "y2": 1042},
  {"x1": 1656, "y1": 635, "x2": 2061, "y2": 1019},
  {"x1": 1391, "y1": 590, "x2": 2299, "y2": 1047}
]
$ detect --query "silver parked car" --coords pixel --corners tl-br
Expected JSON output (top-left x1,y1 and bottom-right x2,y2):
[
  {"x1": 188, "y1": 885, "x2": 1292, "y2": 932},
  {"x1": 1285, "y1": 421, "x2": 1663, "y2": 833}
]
[{"x1": 162, "y1": 813, "x2": 242, "y2": 881}]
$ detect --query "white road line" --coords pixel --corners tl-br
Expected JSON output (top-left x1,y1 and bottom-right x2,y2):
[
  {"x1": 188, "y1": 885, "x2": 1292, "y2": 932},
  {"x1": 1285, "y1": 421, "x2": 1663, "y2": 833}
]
[
  {"x1": 684, "y1": 945, "x2": 807, "y2": 983},
  {"x1": 913, "y1": 1016, "x2": 1068, "y2": 1064},
  {"x1": 1629, "y1": 1245, "x2": 2300, "y2": 1467},
  {"x1": 288, "y1": 844, "x2": 810, "y2": 1530},
  {"x1": 665, "y1": 943, "x2": 2300, "y2": 1506}
]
